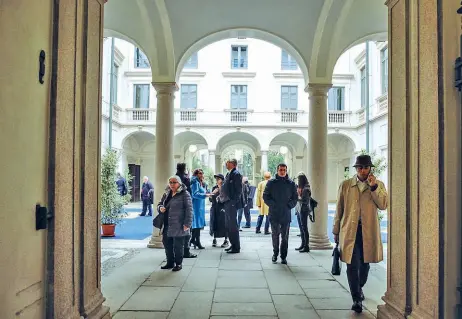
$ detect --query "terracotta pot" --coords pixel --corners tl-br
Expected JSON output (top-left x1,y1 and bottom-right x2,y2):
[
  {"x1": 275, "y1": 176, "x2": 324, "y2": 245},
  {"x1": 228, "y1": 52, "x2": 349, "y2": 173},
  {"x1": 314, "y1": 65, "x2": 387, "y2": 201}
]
[{"x1": 101, "y1": 224, "x2": 116, "y2": 237}]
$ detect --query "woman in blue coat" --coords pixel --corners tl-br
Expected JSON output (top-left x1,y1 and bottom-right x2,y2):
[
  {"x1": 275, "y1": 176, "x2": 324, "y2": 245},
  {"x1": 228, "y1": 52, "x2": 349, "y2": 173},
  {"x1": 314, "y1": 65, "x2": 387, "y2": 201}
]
[{"x1": 190, "y1": 168, "x2": 210, "y2": 249}]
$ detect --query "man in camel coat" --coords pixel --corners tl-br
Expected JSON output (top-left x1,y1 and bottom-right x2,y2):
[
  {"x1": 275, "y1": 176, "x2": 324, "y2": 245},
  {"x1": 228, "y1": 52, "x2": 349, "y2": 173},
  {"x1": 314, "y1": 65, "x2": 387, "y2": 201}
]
[{"x1": 333, "y1": 154, "x2": 388, "y2": 314}]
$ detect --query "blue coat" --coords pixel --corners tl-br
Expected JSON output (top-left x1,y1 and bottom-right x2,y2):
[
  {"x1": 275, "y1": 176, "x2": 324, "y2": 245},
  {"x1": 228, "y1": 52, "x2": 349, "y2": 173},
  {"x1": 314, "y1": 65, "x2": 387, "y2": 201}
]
[{"x1": 190, "y1": 176, "x2": 207, "y2": 229}]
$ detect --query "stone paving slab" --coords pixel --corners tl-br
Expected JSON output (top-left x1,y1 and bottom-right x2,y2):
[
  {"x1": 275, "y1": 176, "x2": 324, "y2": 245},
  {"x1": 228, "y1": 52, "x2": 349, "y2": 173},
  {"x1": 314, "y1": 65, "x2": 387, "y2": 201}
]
[{"x1": 109, "y1": 230, "x2": 382, "y2": 318}]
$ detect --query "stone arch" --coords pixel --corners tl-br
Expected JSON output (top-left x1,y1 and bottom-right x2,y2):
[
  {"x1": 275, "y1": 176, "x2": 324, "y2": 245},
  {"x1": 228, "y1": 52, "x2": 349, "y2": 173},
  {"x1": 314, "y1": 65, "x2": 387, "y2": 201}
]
[
  {"x1": 174, "y1": 130, "x2": 209, "y2": 157},
  {"x1": 215, "y1": 131, "x2": 262, "y2": 155},
  {"x1": 325, "y1": 31, "x2": 388, "y2": 79},
  {"x1": 103, "y1": 29, "x2": 153, "y2": 68},
  {"x1": 175, "y1": 28, "x2": 309, "y2": 86},
  {"x1": 327, "y1": 132, "x2": 356, "y2": 160},
  {"x1": 104, "y1": 0, "x2": 175, "y2": 82},
  {"x1": 121, "y1": 130, "x2": 156, "y2": 155},
  {"x1": 313, "y1": 0, "x2": 387, "y2": 81},
  {"x1": 268, "y1": 131, "x2": 308, "y2": 156}
]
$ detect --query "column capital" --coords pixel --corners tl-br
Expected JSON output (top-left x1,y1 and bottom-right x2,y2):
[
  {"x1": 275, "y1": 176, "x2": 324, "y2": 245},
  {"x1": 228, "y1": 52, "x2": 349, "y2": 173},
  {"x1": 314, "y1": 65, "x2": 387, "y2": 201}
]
[
  {"x1": 260, "y1": 150, "x2": 269, "y2": 155},
  {"x1": 209, "y1": 149, "x2": 216, "y2": 154},
  {"x1": 304, "y1": 83, "x2": 332, "y2": 96},
  {"x1": 152, "y1": 82, "x2": 178, "y2": 95}
]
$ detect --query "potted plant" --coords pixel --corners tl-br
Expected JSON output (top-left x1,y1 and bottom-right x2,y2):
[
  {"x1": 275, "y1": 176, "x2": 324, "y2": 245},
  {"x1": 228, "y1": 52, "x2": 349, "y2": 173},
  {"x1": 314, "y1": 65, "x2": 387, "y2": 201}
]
[{"x1": 100, "y1": 149, "x2": 129, "y2": 237}]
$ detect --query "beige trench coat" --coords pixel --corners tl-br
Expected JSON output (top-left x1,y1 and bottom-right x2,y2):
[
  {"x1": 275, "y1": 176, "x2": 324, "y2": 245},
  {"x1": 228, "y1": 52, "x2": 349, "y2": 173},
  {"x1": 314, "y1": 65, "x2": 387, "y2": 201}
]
[
  {"x1": 256, "y1": 180, "x2": 270, "y2": 216},
  {"x1": 332, "y1": 175, "x2": 388, "y2": 264}
]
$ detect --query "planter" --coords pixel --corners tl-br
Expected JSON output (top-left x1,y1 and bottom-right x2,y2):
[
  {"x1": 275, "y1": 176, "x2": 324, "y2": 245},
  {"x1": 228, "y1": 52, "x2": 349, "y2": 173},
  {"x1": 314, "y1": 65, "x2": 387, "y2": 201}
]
[{"x1": 101, "y1": 224, "x2": 116, "y2": 237}]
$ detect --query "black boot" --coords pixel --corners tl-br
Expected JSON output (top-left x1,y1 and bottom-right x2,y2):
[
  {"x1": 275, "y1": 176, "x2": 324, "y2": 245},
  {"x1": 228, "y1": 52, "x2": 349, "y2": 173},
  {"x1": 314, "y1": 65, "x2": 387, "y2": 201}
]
[
  {"x1": 190, "y1": 230, "x2": 197, "y2": 249},
  {"x1": 299, "y1": 246, "x2": 310, "y2": 253},
  {"x1": 195, "y1": 229, "x2": 205, "y2": 249}
]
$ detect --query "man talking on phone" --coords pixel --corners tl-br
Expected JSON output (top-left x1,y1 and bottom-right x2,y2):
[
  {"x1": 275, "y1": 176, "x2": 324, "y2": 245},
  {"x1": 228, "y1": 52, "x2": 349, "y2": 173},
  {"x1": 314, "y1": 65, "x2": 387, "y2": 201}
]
[{"x1": 332, "y1": 154, "x2": 388, "y2": 313}]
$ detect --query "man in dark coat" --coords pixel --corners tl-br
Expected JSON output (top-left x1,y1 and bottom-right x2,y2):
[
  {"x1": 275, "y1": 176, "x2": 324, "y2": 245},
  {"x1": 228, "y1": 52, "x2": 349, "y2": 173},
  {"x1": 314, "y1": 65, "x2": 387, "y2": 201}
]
[
  {"x1": 175, "y1": 162, "x2": 196, "y2": 258},
  {"x1": 140, "y1": 176, "x2": 154, "y2": 216},
  {"x1": 263, "y1": 163, "x2": 298, "y2": 264},
  {"x1": 221, "y1": 159, "x2": 243, "y2": 253},
  {"x1": 116, "y1": 172, "x2": 127, "y2": 196}
]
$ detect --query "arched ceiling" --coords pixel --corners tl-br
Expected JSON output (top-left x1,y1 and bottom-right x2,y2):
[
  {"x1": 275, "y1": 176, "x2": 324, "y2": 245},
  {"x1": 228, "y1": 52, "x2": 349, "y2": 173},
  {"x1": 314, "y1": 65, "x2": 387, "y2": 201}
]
[{"x1": 104, "y1": 0, "x2": 387, "y2": 84}]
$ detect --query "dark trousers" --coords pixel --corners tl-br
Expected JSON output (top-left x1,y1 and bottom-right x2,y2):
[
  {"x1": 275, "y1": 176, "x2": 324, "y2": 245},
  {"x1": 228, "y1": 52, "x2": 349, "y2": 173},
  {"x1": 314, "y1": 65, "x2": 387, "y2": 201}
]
[
  {"x1": 237, "y1": 206, "x2": 251, "y2": 227},
  {"x1": 298, "y1": 211, "x2": 310, "y2": 247},
  {"x1": 162, "y1": 235, "x2": 185, "y2": 266},
  {"x1": 270, "y1": 221, "x2": 290, "y2": 259},
  {"x1": 184, "y1": 234, "x2": 191, "y2": 254},
  {"x1": 225, "y1": 200, "x2": 240, "y2": 250},
  {"x1": 256, "y1": 215, "x2": 270, "y2": 232},
  {"x1": 346, "y1": 223, "x2": 370, "y2": 301},
  {"x1": 141, "y1": 199, "x2": 152, "y2": 216}
]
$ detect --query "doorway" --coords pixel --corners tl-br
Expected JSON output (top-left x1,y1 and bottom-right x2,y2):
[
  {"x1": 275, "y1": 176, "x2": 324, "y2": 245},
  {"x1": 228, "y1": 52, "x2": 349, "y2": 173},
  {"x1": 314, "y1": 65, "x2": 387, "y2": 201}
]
[{"x1": 128, "y1": 164, "x2": 141, "y2": 201}]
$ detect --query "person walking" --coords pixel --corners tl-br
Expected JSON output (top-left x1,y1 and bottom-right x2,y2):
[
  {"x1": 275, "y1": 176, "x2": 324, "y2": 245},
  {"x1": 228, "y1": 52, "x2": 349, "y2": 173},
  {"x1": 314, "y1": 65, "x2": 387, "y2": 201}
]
[
  {"x1": 209, "y1": 174, "x2": 229, "y2": 247},
  {"x1": 140, "y1": 176, "x2": 153, "y2": 216},
  {"x1": 333, "y1": 154, "x2": 388, "y2": 313},
  {"x1": 255, "y1": 172, "x2": 271, "y2": 234},
  {"x1": 263, "y1": 164, "x2": 298, "y2": 264},
  {"x1": 175, "y1": 162, "x2": 196, "y2": 258},
  {"x1": 221, "y1": 159, "x2": 243, "y2": 254},
  {"x1": 157, "y1": 175, "x2": 193, "y2": 272},
  {"x1": 295, "y1": 172, "x2": 311, "y2": 252}
]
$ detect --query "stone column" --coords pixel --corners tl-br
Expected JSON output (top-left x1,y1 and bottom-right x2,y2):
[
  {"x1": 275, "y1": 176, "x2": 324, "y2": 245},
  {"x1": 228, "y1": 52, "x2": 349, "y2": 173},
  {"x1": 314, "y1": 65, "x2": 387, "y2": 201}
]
[
  {"x1": 260, "y1": 150, "x2": 268, "y2": 172},
  {"x1": 148, "y1": 82, "x2": 178, "y2": 249},
  {"x1": 119, "y1": 150, "x2": 127, "y2": 174},
  {"x1": 208, "y1": 150, "x2": 216, "y2": 173},
  {"x1": 306, "y1": 83, "x2": 332, "y2": 250},
  {"x1": 215, "y1": 155, "x2": 221, "y2": 174}
]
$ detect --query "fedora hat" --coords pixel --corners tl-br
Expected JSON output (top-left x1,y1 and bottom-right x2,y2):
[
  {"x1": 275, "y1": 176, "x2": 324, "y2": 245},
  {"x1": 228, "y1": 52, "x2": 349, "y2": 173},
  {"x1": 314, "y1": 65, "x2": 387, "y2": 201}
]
[
  {"x1": 353, "y1": 154, "x2": 374, "y2": 167},
  {"x1": 213, "y1": 174, "x2": 225, "y2": 180}
]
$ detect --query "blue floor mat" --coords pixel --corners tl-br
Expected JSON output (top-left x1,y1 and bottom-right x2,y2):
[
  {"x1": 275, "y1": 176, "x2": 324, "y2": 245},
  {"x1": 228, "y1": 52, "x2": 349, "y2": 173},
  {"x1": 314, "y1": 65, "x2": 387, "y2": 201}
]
[{"x1": 104, "y1": 207, "x2": 388, "y2": 243}]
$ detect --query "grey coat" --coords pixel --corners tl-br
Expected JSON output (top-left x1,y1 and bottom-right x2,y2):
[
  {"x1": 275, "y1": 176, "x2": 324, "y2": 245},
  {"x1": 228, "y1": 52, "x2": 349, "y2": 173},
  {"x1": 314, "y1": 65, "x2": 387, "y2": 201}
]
[{"x1": 157, "y1": 187, "x2": 193, "y2": 238}]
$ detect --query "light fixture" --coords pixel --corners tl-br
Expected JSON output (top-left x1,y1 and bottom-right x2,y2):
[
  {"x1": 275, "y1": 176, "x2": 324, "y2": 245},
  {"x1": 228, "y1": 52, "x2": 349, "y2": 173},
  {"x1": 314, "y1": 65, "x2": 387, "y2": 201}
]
[
  {"x1": 279, "y1": 146, "x2": 288, "y2": 154},
  {"x1": 189, "y1": 144, "x2": 197, "y2": 153}
]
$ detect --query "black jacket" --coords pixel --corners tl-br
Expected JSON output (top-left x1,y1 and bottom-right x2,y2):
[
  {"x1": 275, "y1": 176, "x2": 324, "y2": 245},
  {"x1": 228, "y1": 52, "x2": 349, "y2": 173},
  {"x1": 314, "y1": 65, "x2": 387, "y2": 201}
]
[
  {"x1": 223, "y1": 168, "x2": 243, "y2": 208},
  {"x1": 176, "y1": 171, "x2": 191, "y2": 194},
  {"x1": 116, "y1": 177, "x2": 127, "y2": 196},
  {"x1": 263, "y1": 174, "x2": 298, "y2": 224}
]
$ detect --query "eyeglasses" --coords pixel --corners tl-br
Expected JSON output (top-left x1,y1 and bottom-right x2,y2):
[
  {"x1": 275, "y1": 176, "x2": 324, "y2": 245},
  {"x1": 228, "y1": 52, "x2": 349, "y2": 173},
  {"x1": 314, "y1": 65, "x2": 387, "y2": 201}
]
[
  {"x1": 356, "y1": 166, "x2": 370, "y2": 170},
  {"x1": 169, "y1": 181, "x2": 179, "y2": 184}
]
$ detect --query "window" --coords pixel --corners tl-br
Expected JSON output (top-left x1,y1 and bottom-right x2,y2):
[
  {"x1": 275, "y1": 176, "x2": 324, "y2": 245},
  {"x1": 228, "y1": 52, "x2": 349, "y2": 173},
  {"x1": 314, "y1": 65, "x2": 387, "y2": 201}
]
[
  {"x1": 230, "y1": 85, "x2": 247, "y2": 109},
  {"x1": 111, "y1": 64, "x2": 118, "y2": 104},
  {"x1": 281, "y1": 86, "x2": 298, "y2": 109},
  {"x1": 360, "y1": 67, "x2": 366, "y2": 108},
  {"x1": 133, "y1": 84, "x2": 150, "y2": 108},
  {"x1": 184, "y1": 52, "x2": 198, "y2": 69},
  {"x1": 381, "y1": 47, "x2": 388, "y2": 94},
  {"x1": 281, "y1": 50, "x2": 297, "y2": 70},
  {"x1": 328, "y1": 87, "x2": 345, "y2": 111},
  {"x1": 231, "y1": 46, "x2": 248, "y2": 69},
  {"x1": 180, "y1": 84, "x2": 197, "y2": 109},
  {"x1": 134, "y1": 47, "x2": 149, "y2": 68}
]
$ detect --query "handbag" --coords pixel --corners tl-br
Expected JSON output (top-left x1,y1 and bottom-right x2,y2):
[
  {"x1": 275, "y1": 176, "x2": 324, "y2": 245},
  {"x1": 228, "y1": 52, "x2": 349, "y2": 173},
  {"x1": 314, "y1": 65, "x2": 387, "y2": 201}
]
[
  {"x1": 331, "y1": 242, "x2": 342, "y2": 275},
  {"x1": 309, "y1": 197, "x2": 317, "y2": 223},
  {"x1": 153, "y1": 213, "x2": 164, "y2": 229}
]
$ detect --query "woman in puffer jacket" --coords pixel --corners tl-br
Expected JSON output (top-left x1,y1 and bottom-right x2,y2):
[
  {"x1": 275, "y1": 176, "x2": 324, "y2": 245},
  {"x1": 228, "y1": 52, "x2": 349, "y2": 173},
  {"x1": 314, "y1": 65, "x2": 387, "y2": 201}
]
[{"x1": 157, "y1": 175, "x2": 193, "y2": 271}]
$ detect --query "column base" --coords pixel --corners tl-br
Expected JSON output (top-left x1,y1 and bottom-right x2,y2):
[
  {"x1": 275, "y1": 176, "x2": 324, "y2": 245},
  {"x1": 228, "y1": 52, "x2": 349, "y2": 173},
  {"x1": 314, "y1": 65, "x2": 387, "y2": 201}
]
[
  {"x1": 147, "y1": 230, "x2": 164, "y2": 249},
  {"x1": 309, "y1": 234, "x2": 333, "y2": 250},
  {"x1": 377, "y1": 293, "x2": 409, "y2": 319},
  {"x1": 85, "y1": 305, "x2": 111, "y2": 319}
]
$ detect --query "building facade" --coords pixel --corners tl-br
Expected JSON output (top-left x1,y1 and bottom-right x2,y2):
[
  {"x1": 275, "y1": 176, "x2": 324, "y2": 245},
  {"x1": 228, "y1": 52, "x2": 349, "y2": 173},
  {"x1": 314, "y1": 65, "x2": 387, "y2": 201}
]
[{"x1": 101, "y1": 38, "x2": 389, "y2": 202}]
